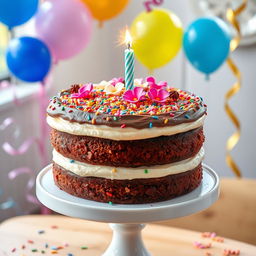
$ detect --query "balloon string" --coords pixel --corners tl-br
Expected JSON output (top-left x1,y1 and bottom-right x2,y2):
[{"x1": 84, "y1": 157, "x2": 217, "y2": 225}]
[
  {"x1": 225, "y1": 0, "x2": 247, "y2": 177},
  {"x1": 98, "y1": 21, "x2": 103, "y2": 28}
]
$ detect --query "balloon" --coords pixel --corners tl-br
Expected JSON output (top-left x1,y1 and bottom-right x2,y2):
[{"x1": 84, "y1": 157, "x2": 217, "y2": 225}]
[
  {"x1": 183, "y1": 17, "x2": 231, "y2": 75},
  {"x1": 81, "y1": 0, "x2": 129, "y2": 26},
  {"x1": 6, "y1": 37, "x2": 51, "y2": 82},
  {"x1": 34, "y1": 0, "x2": 92, "y2": 61},
  {"x1": 0, "y1": 0, "x2": 38, "y2": 29},
  {"x1": 130, "y1": 9, "x2": 183, "y2": 70}
]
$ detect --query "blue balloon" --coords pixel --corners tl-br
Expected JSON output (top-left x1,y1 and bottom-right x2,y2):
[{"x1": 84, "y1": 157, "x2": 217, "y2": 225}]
[
  {"x1": 183, "y1": 17, "x2": 231, "y2": 75},
  {"x1": 0, "y1": 0, "x2": 38, "y2": 29},
  {"x1": 6, "y1": 37, "x2": 51, "y2": 82}
]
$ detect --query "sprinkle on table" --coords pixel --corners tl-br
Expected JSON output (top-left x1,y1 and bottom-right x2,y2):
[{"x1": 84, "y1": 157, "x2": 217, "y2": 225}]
[
  {"x1": 31, "y1": 249, "x2": 38, "y2": 252},
  {"x1": 81, "y1": 246, "x2": 88, "y2": 250},
  {"x1": 27, "y1": 240, "x2": 34, "y2": 244},
  {"x1": 108, "y1": 201, "x2": 113, "y2": 205},
  {"x1": 223, "y1": 249, "x2": 240, "y2": 255},
  {"x1": 144, "y1": 169, "x2": 149, "y2": 174},
  {"x1": 11, "y1": 248, "x2": 16, "y2": 253},
  {"x1": 121, "y1": 124, "x2": 126, "y2": 128},
  {"x1": 193, "y1": 241, "x2": 212, "y2": 249},
  {"x1": 201, "y1": 232, "x2": 224, "y2": 242},
  {"x1": 112, "y1": 168, "x2": 117, "y2": 173},
  {"x1": 201, "y1": 232, "x2": 216, "y2": 238},
  {"x1": 38, "y1": 230, "x2": 45, "y2": 234},
  {"x1": 51, "y1": 225, "x2": 58, "y2": 229},
  {"x1": 212, "y1": 236, "x2": 224, "y2": 242},
  {"x1": 70, "y1": 160, "x2": 75, "y2": 163}
]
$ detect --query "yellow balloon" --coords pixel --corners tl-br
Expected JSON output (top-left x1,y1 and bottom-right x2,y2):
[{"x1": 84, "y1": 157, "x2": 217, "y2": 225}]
[
  {"x1": 130, "y1": 9, "x2": 183, "y2": 70},
  {"x1": 81, "y1": 0, "x2": 130, "y2": 25}
]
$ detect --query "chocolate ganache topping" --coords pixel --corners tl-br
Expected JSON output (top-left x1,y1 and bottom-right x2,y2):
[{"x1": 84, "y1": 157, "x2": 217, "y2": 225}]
[{"x1": 47, "y1": 79, "x2": 207, "y2": 129}]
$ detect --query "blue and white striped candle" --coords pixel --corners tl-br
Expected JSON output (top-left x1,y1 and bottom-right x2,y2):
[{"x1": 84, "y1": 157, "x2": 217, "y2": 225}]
[{"x1": 124, "y1": 30, "x2": 134, "y2": 90}]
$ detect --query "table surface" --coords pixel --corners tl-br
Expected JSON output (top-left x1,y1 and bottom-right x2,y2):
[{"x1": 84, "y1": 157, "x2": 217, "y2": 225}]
[{"x1": 0, "y1": 215, "x2": 255, "y2": 256}]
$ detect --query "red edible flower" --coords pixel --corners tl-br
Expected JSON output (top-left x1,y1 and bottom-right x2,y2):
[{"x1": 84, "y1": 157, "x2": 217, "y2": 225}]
[
  {"x1": 146, "y1": 76, "x2": 167, "y2": 90},
  {"x1": 71, "y1": 83, "x2": 93, "y2": 98},
  {"x1": 123, "y1": 87, "x2": 146, "y2": 103},
  {"x1": 148, "y1": 88, "x2": 170, "y2": 103}
]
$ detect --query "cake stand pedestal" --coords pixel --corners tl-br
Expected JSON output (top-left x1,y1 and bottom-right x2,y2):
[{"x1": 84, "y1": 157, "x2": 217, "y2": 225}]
[{"x1": 36, "y1": 164, "x2": 219, "y2": 256}]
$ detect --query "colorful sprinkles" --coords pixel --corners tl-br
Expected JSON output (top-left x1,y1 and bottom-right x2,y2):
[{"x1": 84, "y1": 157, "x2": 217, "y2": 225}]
[
  {"x1": 223, "y1": 249, "x2": 240, "y2": 255},
  {"x1": 193, "y1": 241, "x2": 212, "y2": 249},
  {"x1": 9, "y1": 226, "x2": 91, "y2": 256},
  {"x1": 193, "y1": 232, "x2": 241, "y2": 256},
  {"x1": 48, "y1": 78, "x2": 206, "y2": 128}
]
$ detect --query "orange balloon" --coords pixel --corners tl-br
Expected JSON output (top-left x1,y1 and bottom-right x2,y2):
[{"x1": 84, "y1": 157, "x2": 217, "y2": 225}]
[{"x1": 81, "y1": 0, "x2": 130, "y2": 25}]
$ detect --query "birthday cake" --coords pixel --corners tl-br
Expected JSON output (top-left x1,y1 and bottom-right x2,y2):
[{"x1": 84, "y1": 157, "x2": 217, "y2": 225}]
[{"x1": 47, "y1": 77, "x2": 206, "y2": 204}]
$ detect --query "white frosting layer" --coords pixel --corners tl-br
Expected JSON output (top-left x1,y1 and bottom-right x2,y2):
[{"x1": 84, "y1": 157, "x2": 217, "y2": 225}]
[
  {"x1": 47, "y1": 115, "x2": 205, "y2": 141},
  {"x1": 53, "y1": 148, "x2": 204, "y2": 180}
]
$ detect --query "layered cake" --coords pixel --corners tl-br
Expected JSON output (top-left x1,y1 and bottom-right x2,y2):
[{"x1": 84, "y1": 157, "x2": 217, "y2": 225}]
[{"x1": 47, "y1": 77, "x2": 207, "y2": 204}]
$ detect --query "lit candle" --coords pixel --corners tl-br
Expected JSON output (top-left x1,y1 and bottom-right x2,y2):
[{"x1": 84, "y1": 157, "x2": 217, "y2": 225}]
[{"x1": 124, "y1": 30, "x2": 134, "y2": 91}]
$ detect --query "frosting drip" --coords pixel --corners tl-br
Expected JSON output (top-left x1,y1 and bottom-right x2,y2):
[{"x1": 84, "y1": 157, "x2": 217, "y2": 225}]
[{"x1": 47, "y1": 115, "x2": 205, "y2": 140}]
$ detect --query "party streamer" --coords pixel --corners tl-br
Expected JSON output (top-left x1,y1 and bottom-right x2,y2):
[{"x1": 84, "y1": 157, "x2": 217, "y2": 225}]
[
  {"x1": 225, "y1": 0, "x2": 247, "y2": 177},
  {"x1": 144, "y1": 0, "x2": 164, "y2": 12},
  {"x1": 0, "y1": 79, "x2": 50, "y2": 214},
  {"x1": 0, "y1": 187, "x2": 16, "y2": 211},
  {"x1": 8, "y1": 168, "x2": 40, "y2": 205}
]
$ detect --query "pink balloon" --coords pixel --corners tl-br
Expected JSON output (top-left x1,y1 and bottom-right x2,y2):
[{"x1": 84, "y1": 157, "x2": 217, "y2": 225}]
[{"x1": 35, "y1": 0, "x2": 92, "y2": 61}]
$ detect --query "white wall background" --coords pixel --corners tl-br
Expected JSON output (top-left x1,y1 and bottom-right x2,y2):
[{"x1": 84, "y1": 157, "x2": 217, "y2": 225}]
[{"x1": 0, "y1": 0, "x2": 255, "y2": 220}]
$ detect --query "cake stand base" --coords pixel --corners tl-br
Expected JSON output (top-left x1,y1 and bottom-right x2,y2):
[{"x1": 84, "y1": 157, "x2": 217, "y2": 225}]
[
  {"x1": 103, "y1": 224, "x2": 150, "y2": 256},
  {"x1": 36, "y1": 164, "x2": 219, "y2": 256}
]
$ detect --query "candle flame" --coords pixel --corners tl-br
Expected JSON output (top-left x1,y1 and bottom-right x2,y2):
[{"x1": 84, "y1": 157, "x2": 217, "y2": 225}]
[{"x1": 125, "y1": 29, "x2": 132, "y2": 48}]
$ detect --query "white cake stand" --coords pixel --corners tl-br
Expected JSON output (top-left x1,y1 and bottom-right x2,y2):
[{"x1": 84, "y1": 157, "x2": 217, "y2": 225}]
[{"x1": 36, "y1": 164, "x2": 219, "y2": 256}]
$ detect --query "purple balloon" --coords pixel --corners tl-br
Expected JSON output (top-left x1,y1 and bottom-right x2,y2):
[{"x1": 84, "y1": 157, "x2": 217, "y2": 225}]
[{"x1": 34, "y1": 0, "x2": 92, "y2": 61}]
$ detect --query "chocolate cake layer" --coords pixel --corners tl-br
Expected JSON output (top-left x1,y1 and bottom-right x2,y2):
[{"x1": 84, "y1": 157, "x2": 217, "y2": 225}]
[
  {"x1": 52, "y1": 162, "x2": 203, "y2": 204},
  {"x1": 50, "y1": 127, "x2": 204, "y2": 167}
]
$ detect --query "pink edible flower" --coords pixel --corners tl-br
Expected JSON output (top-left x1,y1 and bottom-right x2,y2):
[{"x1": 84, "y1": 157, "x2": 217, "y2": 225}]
[
  {"x1": 71, "y1": 83, "x2": 93, "y2": 98},
  {"x1": 146, "y1": 76, "x2": 167, "y2": 90},
  {"x1": 110, "y1": 77, "x2": 124, "y2": 86},
  {"x1": 148, "y1": 88, "x2": 170, "y2": 103},
  {"x1": 123, "y1": 87, "x2": 146, "y2": 103}
]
